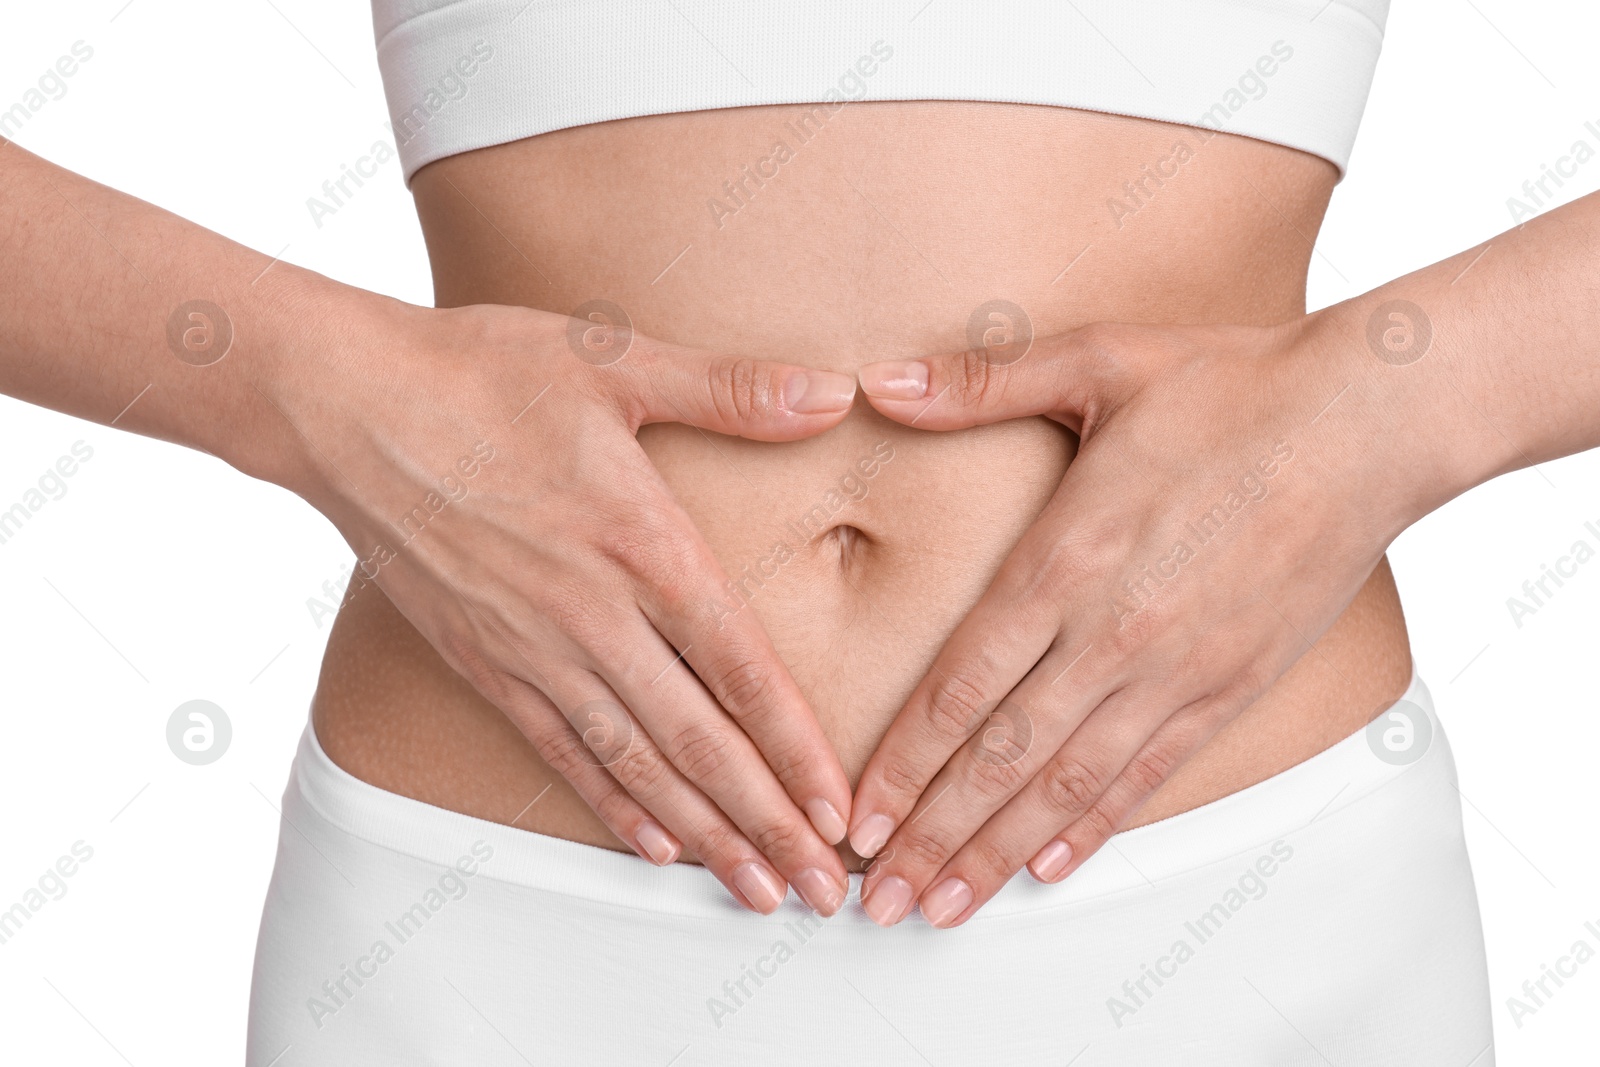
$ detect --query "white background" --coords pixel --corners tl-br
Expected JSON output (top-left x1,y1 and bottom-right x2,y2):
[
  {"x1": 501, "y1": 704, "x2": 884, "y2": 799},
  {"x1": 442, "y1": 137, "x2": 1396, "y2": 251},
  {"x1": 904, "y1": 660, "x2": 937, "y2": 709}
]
[{"x1": 2, "y1": 1, "x2": 1598, "y2": 1062}]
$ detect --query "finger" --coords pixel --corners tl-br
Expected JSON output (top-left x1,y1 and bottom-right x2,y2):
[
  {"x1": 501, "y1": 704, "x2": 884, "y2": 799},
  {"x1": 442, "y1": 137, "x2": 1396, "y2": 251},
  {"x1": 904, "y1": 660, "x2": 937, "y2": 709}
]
[
  {"x1": 600, "y1": 615, "x2": 850, "y2": 915},
  {"x1": 857, "y1": 673, "x2": 1131, "y2": 927},
  {"x1": 460, "y1": 611, "x2": 802, "y2": 915},
  {"x1": 1025, "y1": 695, "x2": 1238, "y2": 888},
  {"x1": 626, "y1": 491, "x2": 856, "y2": 850},
  {"x1": 921, "y1": 692, "x2": 1232, "y2": 930},
  {"x1": 848, "y1": 440, "x2": 1147, "y2": 863},
  {"x1": 847, "y1": 519, "x2": 1088, "y2": 860},
  {"x1": 454, "y1": 650, "x2": 687, "y2": 869},
  {"x1": 605, "y1": 334, "x2": 858, "y2": 440},
  {"x1": 504, "y1": 680, "x2": 684, "y2": 867},
  {"x1": 536, "y1": 668, "x2": 838, "y2": 916},
  {"x1": 914, "y1": 688, "x2": 1181, "y2": 928},
  {"x1": 856, "y1": 322, "x2": 1145, "y2": 431}
]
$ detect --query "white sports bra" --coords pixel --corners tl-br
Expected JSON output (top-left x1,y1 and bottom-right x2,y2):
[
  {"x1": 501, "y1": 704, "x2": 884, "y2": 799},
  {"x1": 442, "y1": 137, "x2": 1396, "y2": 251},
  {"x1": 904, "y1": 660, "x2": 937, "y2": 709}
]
[{"x1": 371, "y1": 0, "x2": 1390, "y2": 186}]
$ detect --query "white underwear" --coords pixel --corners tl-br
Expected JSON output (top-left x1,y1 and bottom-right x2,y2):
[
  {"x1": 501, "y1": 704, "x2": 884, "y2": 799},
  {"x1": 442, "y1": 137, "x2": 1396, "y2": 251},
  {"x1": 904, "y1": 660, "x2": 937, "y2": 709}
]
[{"x1": 247, "y1": 671, "x2": 1493, "y2": 1066}]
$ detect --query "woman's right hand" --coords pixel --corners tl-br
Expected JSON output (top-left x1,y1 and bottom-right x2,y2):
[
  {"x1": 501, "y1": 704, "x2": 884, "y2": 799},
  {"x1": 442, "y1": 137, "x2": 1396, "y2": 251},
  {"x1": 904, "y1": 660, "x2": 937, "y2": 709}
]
[{"x1": 267, "y1": 297, "x2": 857, "y2": 916}]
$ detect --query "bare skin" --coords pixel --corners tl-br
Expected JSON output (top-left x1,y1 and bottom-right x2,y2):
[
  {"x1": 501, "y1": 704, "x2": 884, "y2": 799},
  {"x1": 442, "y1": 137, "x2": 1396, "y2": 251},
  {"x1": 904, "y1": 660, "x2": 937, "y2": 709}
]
[
  {"x1": 845, "y1": 187, "x2": 1600, "y2": 926},
  {"x1": 313, "y1": 101, "x2": 1416, "y2": 876},
  {"x1": 8, "y1": 100, "x2": 1596, "y2": 928},
  {"x1": 0, "y1": 138, "x2": 867, "y2": 917}
]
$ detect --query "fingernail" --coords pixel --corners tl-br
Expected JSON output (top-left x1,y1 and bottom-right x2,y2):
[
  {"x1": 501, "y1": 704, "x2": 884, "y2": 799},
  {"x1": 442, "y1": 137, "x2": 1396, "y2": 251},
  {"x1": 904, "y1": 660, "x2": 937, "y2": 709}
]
[
  {"x1": 859, "y1": 361, "x2": 928, "y2": 400},
  {"x1": 803, "y1": 798, "x2": 848, "y2": 845},
  {"x1": 921, "y1": 877, "x2": 973, "y2": 928},
  {"x1": 634, "y1": 820, "x2": 680, "y2": 866},
  {"x1": 783, "y1": 370, "x2": 857, "y2": 413},
  {"x1": 792, "y1": 867, "x2": 846, "y2": 916},
  {"x1": 850, "y1": 813, "x2": 895, "y2": 858},
  {"x1": 1030, "y1": 839, "x2": 1073, "y2": 882},
  {"x1": 732, "y1": 862, "x2": 786, "y2": 914},
  {"x1": 862, "y1": 875, "x2": 914, "y2": 926}
]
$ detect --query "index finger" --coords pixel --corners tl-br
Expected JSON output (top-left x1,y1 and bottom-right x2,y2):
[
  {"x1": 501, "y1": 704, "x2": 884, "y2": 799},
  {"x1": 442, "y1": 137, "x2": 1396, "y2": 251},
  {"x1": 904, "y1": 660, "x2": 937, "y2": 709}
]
[
  {"x1": 630, "y1": 501, "x2": 854, "y2": 847},
  {"x1": 846, "y1": 550, "x2": 1072, "y2": 858}
]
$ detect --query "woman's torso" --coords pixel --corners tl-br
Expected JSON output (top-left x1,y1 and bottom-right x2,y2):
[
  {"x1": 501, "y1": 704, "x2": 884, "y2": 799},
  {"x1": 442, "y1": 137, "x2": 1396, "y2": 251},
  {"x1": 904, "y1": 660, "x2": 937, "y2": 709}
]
[{"x1": 311, "y1": 100, "x2": 1413, "y2": 871}]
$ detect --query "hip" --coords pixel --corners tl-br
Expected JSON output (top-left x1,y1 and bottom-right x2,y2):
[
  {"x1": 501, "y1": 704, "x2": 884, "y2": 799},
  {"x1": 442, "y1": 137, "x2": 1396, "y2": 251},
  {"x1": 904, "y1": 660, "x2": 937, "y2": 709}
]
[
  {"x1": 309, "y1": 528, "x2": 1414, "y2": 866},
  {"x1": 317, "y1": 97, "x2": 1412, "y2": 864},
  {"x1": 253, "y1": 669, "x2": 1491, "y2": 1065}
]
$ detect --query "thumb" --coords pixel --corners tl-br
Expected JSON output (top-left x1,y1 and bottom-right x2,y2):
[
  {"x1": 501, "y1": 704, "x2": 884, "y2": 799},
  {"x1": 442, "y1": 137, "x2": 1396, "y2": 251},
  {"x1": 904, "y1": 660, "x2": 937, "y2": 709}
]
[
  {"x1": 604, "y1": 334, "x2": 857, "y2": 442},
  {"x1": 857, "y1": 322, "x2": 1143, "y2": 433}
]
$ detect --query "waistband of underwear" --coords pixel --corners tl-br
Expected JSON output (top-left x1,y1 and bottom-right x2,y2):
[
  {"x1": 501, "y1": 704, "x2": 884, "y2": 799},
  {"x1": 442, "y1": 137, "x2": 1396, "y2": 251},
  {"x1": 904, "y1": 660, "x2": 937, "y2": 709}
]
[{"x1": 285, "y1": 667, "x2": 1450, "y2": 922}]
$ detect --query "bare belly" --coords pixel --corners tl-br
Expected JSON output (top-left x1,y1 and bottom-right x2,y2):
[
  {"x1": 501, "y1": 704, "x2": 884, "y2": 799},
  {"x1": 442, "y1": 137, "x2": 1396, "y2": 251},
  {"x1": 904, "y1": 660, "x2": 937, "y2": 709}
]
[{"x1": 312, "y1": 101, "x2": 1413, "y2": 871}]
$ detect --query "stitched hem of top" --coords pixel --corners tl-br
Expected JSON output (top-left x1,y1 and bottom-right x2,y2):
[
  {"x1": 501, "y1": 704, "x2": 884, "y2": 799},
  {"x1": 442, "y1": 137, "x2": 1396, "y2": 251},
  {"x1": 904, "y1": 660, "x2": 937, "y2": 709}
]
[
  {"x1": 373, "y1": 0, "x2": 1385, "y2": 184},
  {"x1": 398, "y1": 96, "x2": 1347, "y2": 191}
]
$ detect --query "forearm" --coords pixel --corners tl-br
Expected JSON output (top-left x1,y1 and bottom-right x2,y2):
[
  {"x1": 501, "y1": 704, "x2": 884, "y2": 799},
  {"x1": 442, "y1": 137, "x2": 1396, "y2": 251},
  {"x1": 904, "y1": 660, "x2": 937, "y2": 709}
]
[
  {"x1": 0, "y1": 142, "x2": 869, "y2": 913},
  {"x1": 1311, "y1": 189, "x2": 1600, "y2": 529},
  {"x1": 0, "y1": 140, "x2": 393, "y2": 492}
]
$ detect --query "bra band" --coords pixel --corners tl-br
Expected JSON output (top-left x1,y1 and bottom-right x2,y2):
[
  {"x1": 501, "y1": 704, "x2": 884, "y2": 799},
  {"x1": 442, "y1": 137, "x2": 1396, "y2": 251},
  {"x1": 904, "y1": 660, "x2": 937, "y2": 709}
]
[{"x1": 371, "y1": 0, "x2": 1390, "y2": 185}]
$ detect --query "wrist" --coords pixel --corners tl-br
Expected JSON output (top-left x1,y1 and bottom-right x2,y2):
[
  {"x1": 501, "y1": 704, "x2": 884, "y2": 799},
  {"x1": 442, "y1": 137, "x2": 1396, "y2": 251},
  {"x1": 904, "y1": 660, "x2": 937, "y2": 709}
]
[
  {"x1": 220, "y1": 268, "x2": 420, "y2": 508},
  {"x1": 1293, "y1": 298, "x2": 1496, "y2": 543}
]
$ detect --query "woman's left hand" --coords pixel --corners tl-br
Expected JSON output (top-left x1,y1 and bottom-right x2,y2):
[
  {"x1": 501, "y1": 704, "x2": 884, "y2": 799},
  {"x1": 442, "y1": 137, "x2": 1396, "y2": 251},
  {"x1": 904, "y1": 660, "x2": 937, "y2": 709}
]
[{"x1": 845, "y1": 313, "x2": 1433, "y2": 927}]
